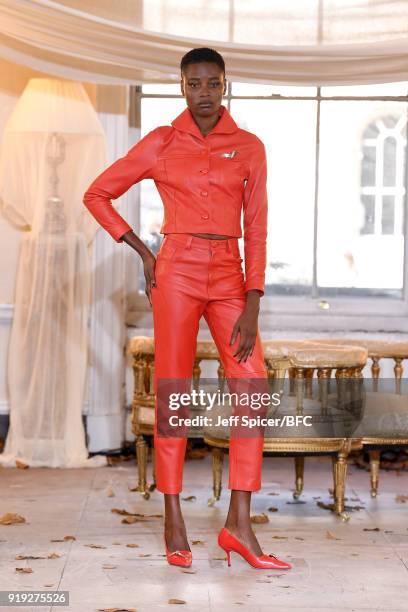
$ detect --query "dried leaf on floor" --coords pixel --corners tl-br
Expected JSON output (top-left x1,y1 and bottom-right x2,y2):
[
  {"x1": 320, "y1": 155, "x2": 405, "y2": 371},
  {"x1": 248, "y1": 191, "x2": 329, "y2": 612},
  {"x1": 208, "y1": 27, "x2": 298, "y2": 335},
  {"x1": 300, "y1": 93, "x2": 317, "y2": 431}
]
[
  {"x1": 139, "y1": 553, "x2": 151, "y2": 557},
  {"x1": 47, "y1": 552, "x2": 61, "y2": 559},
  {"x1": 111, "y1": 508, "x2": 162, "y2": 518},
  {"x1": 16, "y1": 460, "x2": 29, "y2": 469},
  {"x1": 106, "y1": 487, "x2": 115, "y2": 497},
  {"x1": 272, "y1": 535, "x2": 287, "y2": 540},
  {"x1": 326, "y1": 531, "x2": 341, "y2": 540},
  {"x1": 192, "y1": 540, "x2": 205, "y2": 545},
  {"x1": 294, "y1": 537, "x2": 305, "y2": 541},
  {"x1": 15, "y1": 567, "x2": 33, "y2": 573},
  {"x1": 286, "y1": 500, "x2": 306, "y2": 505},
  {"x1": 126, "y1": 543, "x2": 139, "y2": 548},
  {"x1": 212, "y1": 555, "x2": 227, "y2": 560},
  {"x1": 317, "y1": 501, "x2": 333, "y2": 511},
  {"x1": 98, "y1": 608, "x2": 136, "y2": 612},
  {"x1": 168, "y1": 599, "x2": 186, "y2": 604},
  {"x1": 182, "y1": 570, "x2": 196, "y2": 574},
  {"x1": 43, "y1": 584, "x2": 55, "y2": 587},
  {"x1": 121, "y1": 517, "x2": 141, "y2": 524},
  {"x1": 395, "y1": 494, "x2": 408, "y2": 503},
  {"x1": 102, "y1": 564, "x2": 117, "y2": 569},
  {"x1": 267, "y1": 492, "x2": 279, "y2": 496},
  {"x1": 15, "y1": 554, "x2": 46, "y2": 560},
  {"x1": 363, "y1": 527, "x2": 380, "y2": 532},
  {"x1": 84, "y1": 544, "x2": 107, "y2": 549},
  {"x1": 181, "y1": 496, "x2": 196, "y2": 502},
  {"x1": 250, "y1": 513, "x2": 269, "y2": 524},
  {"x1": 0, "y1": 513, "x2": 26, "y2": 525},
  {"x1": 50, "y1": 535, "x2": 76, "y2": 542},
  {"x1": 268, "y1": 507, "x2": 278, "y2": 512}
]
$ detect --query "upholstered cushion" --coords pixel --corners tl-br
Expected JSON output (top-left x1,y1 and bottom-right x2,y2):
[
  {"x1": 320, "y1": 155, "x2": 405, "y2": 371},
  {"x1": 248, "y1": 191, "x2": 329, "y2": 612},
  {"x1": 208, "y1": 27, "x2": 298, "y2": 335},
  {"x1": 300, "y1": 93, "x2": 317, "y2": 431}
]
[{"x1": 352, "y1": 392, "x2": 408, "y2": 438}]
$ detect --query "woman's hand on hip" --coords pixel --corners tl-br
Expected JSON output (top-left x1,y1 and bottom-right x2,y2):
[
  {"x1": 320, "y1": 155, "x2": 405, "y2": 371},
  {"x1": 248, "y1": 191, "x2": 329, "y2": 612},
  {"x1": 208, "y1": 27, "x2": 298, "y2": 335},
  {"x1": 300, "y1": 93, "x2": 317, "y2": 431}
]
[{"x1": 142, "y1": 251, "x2": 157, "y2": 307}]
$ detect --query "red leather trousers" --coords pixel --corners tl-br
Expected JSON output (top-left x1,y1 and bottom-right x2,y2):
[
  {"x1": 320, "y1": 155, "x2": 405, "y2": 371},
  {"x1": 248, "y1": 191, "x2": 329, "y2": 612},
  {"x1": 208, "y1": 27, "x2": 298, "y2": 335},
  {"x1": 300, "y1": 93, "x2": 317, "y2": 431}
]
[{"x1": 151, "y1": 233, "x2": 267, "y2": 494}]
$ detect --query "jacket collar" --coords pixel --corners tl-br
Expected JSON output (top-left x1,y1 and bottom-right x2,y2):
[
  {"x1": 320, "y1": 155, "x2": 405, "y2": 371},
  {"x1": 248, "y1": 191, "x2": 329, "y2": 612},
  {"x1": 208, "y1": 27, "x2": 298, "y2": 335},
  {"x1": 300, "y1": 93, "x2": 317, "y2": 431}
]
[{"x1": 171, "y1": 104, "x2": 238, "y2": 138}]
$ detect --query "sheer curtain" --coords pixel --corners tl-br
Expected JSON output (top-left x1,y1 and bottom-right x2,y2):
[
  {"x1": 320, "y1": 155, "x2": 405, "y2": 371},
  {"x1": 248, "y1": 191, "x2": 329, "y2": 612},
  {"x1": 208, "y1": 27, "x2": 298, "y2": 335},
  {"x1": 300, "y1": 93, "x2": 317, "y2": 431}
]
[
  {"x1": 1, "y1": 1, "x2": 408, "y2": 85},
  {"x1": 0, "y1": 78, "x2": 108, "y2": 467}
]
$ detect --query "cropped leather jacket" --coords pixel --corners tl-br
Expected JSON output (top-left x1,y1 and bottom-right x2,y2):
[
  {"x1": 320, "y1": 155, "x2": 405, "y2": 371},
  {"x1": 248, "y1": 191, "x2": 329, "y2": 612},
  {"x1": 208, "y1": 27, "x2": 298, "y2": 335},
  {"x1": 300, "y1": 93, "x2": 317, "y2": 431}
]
[{"x1": 83, "y1": 104, "x2": 268, "y2": 295}]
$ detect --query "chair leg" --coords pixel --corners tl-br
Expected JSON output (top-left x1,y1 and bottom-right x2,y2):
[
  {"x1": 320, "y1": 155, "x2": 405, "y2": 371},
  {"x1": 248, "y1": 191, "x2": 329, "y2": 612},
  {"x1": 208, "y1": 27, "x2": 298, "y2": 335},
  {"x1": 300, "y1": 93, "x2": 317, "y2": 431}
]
[
  {"x1": 135, "y1": 434, "x2": 150, "y2": 499},
  {"x1": 332, "y1": 441, "x2": 351, "y2": 521},
  {"x1": 208, "y1": 447, "x2": 224, "y2": 507},
  {"x1": 293, "y1": 456, "x2": 304, "y2": 499},
  {"x1": 369, "y1": 450, "x2": 380, "y2": 498},
  {"x1": 148, "y1": 445, "x2": 157, "y2": 492}
]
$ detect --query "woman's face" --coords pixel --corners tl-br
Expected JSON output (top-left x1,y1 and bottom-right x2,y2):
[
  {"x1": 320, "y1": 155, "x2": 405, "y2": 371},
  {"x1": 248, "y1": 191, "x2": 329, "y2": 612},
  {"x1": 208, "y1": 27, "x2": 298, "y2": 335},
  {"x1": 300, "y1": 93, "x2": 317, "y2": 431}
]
[{"x1": 181, "y1": 61, "x2": 226, "y2": 118}]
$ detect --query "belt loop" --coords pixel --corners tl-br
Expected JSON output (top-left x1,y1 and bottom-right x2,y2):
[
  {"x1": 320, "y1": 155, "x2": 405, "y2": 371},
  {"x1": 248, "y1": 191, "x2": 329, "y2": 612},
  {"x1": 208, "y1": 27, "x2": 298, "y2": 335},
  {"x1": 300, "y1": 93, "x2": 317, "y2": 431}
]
[
  {"x1": 186, "y1": 234, "x2": 193, "y2": 250},
  {"x1": 226, "y1": 239, "x2": 231, "y2": 253}
]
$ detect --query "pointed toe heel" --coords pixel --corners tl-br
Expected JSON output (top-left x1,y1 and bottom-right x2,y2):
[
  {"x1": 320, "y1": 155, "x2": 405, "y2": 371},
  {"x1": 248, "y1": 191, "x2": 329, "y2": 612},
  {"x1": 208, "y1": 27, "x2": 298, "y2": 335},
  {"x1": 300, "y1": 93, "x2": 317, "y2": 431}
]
[
  {"x1": 218, "y1": 527, "x2": 292, "y2": 570},
  {"x1": 164, "y1": 535, "x2": 192, "y2": 568}
]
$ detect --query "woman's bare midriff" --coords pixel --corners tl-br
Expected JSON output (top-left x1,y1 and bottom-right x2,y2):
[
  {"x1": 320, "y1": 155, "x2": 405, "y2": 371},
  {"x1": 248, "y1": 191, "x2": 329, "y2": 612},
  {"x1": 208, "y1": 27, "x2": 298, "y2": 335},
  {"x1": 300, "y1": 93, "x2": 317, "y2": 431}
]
[{"x1": 188, "y1": 232, "x2": 231, "y2": 240}]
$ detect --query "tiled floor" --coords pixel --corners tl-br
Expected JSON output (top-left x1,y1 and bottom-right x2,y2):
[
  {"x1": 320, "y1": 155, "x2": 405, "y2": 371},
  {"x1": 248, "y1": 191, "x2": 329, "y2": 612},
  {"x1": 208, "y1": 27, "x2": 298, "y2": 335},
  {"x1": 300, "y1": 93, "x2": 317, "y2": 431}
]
[{"x1": 1, "y1": 454, "x2": 408, "y2": 611}]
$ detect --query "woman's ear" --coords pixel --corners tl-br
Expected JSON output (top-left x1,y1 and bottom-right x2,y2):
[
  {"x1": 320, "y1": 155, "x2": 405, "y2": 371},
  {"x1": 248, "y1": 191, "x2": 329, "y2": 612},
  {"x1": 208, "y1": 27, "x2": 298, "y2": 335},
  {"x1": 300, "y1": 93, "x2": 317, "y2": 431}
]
[{"x1": 180, "y1": 78, "x2": 185, "y2": 96}]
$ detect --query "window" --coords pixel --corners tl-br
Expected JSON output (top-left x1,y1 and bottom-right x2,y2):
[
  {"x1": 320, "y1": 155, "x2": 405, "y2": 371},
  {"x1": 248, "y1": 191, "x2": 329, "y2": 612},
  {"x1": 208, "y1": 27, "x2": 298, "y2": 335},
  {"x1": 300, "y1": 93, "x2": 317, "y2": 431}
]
[{"x1": 135, "y1": 81, "x2": 408, "y2": 313}]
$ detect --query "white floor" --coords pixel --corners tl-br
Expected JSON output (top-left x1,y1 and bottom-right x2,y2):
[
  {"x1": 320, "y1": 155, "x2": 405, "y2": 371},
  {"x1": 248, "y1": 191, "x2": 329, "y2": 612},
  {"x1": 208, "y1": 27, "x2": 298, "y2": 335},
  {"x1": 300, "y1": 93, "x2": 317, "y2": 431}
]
[{"x1": 1, "y1": 454, "x2": 408, "y2": 612}]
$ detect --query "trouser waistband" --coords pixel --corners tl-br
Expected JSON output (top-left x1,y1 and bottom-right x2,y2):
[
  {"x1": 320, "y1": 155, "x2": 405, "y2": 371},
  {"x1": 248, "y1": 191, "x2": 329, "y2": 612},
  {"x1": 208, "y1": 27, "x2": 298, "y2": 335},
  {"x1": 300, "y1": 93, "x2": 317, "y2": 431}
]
[{"x1": 163, "y1": 232, "x2": 239, "y2": 253}]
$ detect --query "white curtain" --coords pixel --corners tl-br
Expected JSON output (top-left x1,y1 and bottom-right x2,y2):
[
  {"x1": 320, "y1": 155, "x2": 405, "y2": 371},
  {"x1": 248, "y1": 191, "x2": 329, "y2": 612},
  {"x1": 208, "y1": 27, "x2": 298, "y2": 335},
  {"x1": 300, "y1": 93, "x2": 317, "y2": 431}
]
[
  {"x1": 1, "y1": 0, "x2": 408, "y2": 85},
  {"x1": 0, "y1": 78, "x2": 108, "y2": 467}
]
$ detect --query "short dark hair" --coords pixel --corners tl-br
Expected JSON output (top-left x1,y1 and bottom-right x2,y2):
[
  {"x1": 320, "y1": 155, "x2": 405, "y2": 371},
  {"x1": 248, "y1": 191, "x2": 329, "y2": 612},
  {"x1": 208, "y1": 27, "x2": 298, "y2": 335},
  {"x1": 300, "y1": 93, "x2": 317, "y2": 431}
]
[{"x1": 180, "y1": 47, "x2": 225, "y2": 77}]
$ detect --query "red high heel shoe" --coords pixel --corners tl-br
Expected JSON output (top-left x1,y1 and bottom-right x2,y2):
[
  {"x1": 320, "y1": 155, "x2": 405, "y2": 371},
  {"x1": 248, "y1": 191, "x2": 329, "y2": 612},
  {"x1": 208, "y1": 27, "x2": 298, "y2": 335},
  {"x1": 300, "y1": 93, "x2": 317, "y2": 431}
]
[
  {"x1": 164, "y1": 535, "x2": 192, "y2": 568},
  {"x1": 218, "y1": 527, "x2": 292, "y2": 570}
]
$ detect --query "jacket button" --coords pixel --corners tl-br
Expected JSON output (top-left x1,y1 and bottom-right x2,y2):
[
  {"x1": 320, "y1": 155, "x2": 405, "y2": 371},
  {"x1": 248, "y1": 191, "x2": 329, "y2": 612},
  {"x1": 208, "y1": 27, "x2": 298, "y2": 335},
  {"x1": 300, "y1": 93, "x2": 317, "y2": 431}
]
[
  {"x1": 200, "y1": 168, "x2": 208, "y2": 174},
  {"x1": 200, "y1": 190, "x2": 208, "y2": 196},
  {"x1": 201, "y1": 213, "x2": 209, "y2": 220}
]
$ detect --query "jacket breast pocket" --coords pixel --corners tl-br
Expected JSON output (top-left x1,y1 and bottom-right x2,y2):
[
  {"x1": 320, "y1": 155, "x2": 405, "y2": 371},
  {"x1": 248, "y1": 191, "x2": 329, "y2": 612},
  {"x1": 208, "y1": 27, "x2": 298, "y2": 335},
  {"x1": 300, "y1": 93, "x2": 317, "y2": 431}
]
[
  {"x1": 159, "y1": 154, "x2": 203, "y2": 187},
  {"x1": 212, "y1": 157, "x2": 248, "y2": 188}
]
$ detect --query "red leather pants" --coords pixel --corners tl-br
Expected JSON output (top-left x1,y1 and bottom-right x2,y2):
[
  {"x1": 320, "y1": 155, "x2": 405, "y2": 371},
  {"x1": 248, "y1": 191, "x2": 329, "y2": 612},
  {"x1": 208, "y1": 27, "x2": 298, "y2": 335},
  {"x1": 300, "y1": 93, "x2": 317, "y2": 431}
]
[{"x1": 151, "y1": 233, "x2": 267, "y2": 494}]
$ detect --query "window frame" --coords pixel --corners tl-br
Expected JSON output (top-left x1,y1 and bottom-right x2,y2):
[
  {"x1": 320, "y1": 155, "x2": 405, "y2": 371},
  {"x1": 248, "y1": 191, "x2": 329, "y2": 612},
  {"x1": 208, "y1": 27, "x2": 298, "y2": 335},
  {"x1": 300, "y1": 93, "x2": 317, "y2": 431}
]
[{"x1": 127, "y1": 83, "x2": 408, "y2": 331}]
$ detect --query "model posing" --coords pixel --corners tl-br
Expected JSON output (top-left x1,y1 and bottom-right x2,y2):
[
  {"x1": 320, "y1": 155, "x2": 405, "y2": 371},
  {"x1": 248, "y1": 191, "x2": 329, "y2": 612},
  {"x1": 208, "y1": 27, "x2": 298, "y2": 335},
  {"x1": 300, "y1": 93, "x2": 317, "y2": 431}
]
[{"x1": 83, "y1": 47, "x2": 291, "y2": 571}]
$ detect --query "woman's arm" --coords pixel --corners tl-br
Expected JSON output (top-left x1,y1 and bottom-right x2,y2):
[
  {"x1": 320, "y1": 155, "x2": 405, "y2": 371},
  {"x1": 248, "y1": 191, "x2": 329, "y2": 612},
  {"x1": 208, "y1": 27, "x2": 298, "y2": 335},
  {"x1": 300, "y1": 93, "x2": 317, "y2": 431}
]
[
  {"x1": 83, "y1": 128, "x2": 164, "y2": 305},
  {"x1": 83, "y1": 127, "x2": 162, "y2": 242},
  {"x1": 230, "y1": 139, "x2": 268, "y2": 363}
]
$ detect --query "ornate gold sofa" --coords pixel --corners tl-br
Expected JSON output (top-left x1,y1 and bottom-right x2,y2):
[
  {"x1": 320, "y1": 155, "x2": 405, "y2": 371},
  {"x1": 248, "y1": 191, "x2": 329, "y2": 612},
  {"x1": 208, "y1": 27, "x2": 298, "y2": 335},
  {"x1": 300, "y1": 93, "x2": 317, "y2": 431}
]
[{"x1": 128, "y1": 336, "x2": 367, "y2": 520}]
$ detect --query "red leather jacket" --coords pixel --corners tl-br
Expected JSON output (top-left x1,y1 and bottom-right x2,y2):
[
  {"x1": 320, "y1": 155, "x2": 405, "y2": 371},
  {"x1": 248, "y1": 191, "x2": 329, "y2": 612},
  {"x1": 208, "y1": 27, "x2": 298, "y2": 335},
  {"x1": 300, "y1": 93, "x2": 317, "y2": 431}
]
[{"x1": 83, "y1": 104, "x2": 268, "y2": 295}]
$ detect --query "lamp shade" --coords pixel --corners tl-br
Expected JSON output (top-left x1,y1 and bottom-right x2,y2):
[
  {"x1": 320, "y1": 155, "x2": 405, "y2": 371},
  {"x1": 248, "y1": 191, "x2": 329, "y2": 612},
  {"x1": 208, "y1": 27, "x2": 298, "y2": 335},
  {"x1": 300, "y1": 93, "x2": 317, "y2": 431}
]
[{"x1": 5, "y1": 77, "x2": 104, "y2": 135}]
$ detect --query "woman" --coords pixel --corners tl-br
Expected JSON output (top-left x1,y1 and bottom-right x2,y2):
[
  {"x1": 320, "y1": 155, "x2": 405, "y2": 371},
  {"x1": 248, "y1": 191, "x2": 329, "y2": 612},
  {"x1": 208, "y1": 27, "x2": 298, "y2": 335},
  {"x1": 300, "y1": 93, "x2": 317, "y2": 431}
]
[{"x1": 83, "y1": 47, "x2": 291, "y2": 571}]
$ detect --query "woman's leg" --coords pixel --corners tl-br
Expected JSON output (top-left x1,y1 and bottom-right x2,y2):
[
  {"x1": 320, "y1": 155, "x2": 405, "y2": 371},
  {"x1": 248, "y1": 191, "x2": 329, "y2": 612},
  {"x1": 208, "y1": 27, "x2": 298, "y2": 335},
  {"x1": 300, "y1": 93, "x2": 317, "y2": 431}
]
[
  {"x1": 151, "y1": 236, "x2": 206, "y2": 552},
  {"x1": 203, "y1": 297, "x2": 268, "y2": 555}
]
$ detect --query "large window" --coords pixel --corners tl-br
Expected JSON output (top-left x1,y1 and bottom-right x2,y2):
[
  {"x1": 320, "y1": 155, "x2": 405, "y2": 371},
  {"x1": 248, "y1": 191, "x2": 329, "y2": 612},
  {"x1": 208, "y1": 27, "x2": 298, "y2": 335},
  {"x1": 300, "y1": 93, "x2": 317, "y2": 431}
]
[{"x1": 137, "y1": 81, "x2": 408, "y2": 304}]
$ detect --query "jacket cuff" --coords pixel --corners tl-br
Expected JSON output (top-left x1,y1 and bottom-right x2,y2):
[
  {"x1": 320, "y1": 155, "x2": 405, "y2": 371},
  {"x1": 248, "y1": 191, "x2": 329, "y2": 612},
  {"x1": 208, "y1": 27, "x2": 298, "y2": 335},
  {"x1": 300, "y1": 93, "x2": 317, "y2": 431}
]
[
  {"x1": 244, "y1": 278, "x2": 265, "y2": 296},
  {"x1": 112, "y1": 223, "x2": 133, "y2": 242}
]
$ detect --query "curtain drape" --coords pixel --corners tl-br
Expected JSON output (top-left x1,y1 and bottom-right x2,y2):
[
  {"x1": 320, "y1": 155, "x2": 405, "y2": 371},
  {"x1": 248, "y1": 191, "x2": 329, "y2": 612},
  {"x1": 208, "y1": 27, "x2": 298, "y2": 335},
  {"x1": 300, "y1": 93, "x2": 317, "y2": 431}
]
[
  {"x1": 1, "y1": 0, "x2": 408, "y2": 86},
  {"x1": 0, "y1": 78, "x2": 108, "y2": 467}
]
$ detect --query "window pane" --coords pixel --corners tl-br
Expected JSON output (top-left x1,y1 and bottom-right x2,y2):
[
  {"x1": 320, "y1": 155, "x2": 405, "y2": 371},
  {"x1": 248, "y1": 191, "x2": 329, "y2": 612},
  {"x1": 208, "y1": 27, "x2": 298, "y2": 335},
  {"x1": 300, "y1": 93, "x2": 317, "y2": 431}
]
[
  {"x1": 321, "y1": 82, "x2": 408, "y2": 97},
  {"x1": 232, "y1": 83, "x2": 317, "y2": 97},
  {"x1": 231, "y1": 99, "x2": 317, "y2": 295},
  {"x1": 317, "y1": 101, "x2": 406, "y2": 296}
]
